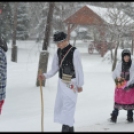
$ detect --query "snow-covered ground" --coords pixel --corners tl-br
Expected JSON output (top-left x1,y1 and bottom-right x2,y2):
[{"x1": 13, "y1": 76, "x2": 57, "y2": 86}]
[{"x1": 0, "y1": 40, "x2": 134, "y2": 132}]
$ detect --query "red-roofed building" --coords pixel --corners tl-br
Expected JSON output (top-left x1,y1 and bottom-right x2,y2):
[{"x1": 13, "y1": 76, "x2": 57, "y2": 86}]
[{"x1": 63, "y1": 5, "x2": 134, "y2": 57}]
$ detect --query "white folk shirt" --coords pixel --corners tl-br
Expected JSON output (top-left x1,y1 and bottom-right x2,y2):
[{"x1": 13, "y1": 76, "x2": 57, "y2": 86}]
[
  {"x1": 112, "y1": 61, "x2": 134, "y2": 87},
  {"x1": 44, "y1": 48, "x2": 84, "y2": 127}
]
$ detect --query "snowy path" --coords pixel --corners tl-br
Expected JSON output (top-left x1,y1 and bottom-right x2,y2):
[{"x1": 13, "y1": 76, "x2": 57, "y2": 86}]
[{"x1": 0, "y1": 41, "x2": 134, "y2": 132}]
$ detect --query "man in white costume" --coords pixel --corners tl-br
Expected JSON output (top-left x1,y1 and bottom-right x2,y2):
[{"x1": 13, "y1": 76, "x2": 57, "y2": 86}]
[{"x1": 38, "y1": 31, "x2": 84, "y2": 132}]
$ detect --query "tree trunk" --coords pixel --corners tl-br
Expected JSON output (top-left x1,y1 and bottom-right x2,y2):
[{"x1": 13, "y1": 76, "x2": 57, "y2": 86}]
[
  {"x1": 36, "y1": 51, "x2": 49, "y2": 87},
  {"x1": 73, "y1": 26, "x2": 79, "y2": 47},
  {"x1": 132, "y1": 39, "x2": 133, "y2": 55},
  {"x1": 42, "y1": 2, "x2": 55, "y2": 50},
  {"x1": 109, "y1": 37, "x2": 114, "y2": 63},
  {"x1": 36, "y1": 2, "x2": 55, "y2": 87},
  {"x1": 110, "y1": 47, "x2": 113, "y2": 63},
  {"x1": 11, "y1": 2, "x2": 18, "y2": 62},
  {"x1": 121, "y1": 40, "x2": 124, "y2": 49},
  {"x1": 112, "y1": 39, "x2": 120, "y2": 71}
]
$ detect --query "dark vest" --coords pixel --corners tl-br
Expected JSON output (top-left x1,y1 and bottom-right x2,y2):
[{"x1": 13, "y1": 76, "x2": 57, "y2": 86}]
[
  {"x1": 57, "y1": 44, "x2": 76, "y2": 79},
  {"x1": 121, "y1": 60, "x2": 131, "y2": 81}
]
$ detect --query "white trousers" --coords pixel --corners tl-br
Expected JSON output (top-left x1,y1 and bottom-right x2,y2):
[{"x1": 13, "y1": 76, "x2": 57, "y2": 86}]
[{"x1": 54, "y1": 78, "x2": 78, "y2": 127}]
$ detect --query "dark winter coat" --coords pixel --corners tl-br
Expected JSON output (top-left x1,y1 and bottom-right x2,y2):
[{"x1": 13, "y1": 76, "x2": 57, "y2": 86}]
[
  {"x1": 0, "y1": 39, "x2": 8, "y2": 52},
  {"x1": 0, "y1": 47, "x2": 7, "y2": 101}
]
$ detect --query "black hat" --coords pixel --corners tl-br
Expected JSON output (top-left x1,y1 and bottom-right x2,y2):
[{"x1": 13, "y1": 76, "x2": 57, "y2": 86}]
[
  {"x1": 122, "y1": 49, "x2": 131, "y2": 57},
  {"x1": 53, "y1": 31, "x2": 67, "y2": 42}
]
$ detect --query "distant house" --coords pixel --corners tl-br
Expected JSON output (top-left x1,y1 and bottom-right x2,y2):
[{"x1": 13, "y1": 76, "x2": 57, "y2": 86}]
[
  {"x1": 85, "y1": 5, "x2": 134, "y2": 25},
  {"x1": 64, "y1": 5, "x2": 134, "y2": 28},
  {"x1": 63, "y1": 5, "x2": 134, "y2": 56}
]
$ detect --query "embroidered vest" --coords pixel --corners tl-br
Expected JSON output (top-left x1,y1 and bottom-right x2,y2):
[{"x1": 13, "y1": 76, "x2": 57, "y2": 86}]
[{"x1": 57, "y1": 44, "x2": 76, "y2": 79}]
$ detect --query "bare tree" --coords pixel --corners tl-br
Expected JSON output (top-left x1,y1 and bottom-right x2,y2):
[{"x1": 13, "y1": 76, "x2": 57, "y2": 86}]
[
  {"x1": 36, "y1": 2, "x2": 55, "y2": 87},
  {"x1": 104, "y1": 3, "x2": 134, "y2": 71},
  {"x1": 11, "y1": 2, "x2": 18, "y2": 62},
  {"x1": 130, "y1": 29, "x2": 134, "y2": 55},
  {"x1": 132, "y1": 33, "x2": 134, "y2": 55}
]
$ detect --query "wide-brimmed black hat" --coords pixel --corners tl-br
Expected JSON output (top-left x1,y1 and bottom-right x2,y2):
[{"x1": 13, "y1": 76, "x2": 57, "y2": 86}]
[{"x1": 53, "y1": 31, "x2": 67, "y2": 42}]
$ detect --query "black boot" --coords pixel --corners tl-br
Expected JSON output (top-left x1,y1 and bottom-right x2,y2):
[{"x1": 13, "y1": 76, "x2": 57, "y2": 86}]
[
  {"x1": 110, "y1": 108, "x2": 118, "y2": 123},
  {"x1": 69, "y1": 126, "x2": 74, "y2": 132},
  {"x1": 110, "y1": 114, "x2": 117, "y2": 123},
  {"x1": 62, "y1": 125, "x2": 70, "y2": 132},
  {"x1": 127, "y1": 117, "x2": 133, "y2": 122},
  {"x1": 127, "y1": 110, "x2": 133, "y2": 123}
]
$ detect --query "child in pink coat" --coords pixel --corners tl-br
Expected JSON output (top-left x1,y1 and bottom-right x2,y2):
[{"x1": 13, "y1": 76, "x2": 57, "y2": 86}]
[{"x1": 110, "y1": 49, "x2": 134, "y2": 123}]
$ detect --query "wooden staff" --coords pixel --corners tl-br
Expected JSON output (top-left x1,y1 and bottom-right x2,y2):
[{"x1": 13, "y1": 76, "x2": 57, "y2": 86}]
[{"x1": 39, "y1": 69, "x2": 44, "y2": 132}]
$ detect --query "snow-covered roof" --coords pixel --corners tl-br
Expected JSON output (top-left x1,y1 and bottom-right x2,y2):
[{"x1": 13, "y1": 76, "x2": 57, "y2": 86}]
[{"x1": 86, "y1": 5, "x2": 134, "y2": 25}]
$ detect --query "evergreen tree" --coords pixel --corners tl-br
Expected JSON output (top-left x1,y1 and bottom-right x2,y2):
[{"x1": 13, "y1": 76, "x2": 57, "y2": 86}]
[
  {"x1": 35, "y1": 3, "x2": 49, "y2": 42},
  {"x1": 16, "y1": 3, "x2": 29, "y2": 40},
  {"x1": 0, "y1": 2, "x2": 12, "y2": 42}
]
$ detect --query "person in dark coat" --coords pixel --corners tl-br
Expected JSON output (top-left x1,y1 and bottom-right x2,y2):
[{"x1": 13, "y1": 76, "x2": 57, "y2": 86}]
[{"x1": 0, "y1": 37, "x2": 8, "y2": 114}]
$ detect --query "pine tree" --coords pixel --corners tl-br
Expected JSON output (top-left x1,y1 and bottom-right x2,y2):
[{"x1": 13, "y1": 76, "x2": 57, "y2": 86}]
[
  {"x1": 16, "y1": 3, "x2": 29, "y2": 40},
  {"x1": 0, "y1": 2, "x2": 12, "y2": 42},
  {"x1": 35, "y1": 3, "x2": 49, "y2": 42}
]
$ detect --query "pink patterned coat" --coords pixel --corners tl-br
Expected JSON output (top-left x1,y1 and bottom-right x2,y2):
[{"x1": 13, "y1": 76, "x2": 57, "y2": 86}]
[{"x1": 113, "y1": 62, "x2": 134, "y2": 104}]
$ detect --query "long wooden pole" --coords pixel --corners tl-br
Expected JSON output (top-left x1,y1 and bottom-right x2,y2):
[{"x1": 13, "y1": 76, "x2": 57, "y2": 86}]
[{"x1": 39, "y1": 69, "x2": 44, "y2": 132}]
